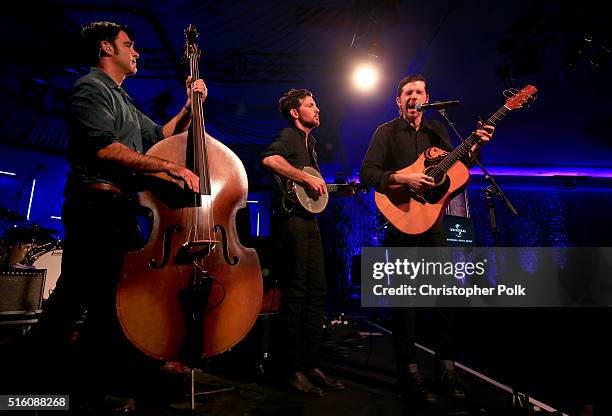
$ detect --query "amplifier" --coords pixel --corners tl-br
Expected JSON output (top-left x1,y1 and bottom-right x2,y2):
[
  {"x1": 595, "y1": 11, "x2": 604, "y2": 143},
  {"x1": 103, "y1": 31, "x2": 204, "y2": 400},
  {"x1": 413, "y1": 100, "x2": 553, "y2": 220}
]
[{"x1": 0, "y1": 269, "x2": 45, "y2": 314}]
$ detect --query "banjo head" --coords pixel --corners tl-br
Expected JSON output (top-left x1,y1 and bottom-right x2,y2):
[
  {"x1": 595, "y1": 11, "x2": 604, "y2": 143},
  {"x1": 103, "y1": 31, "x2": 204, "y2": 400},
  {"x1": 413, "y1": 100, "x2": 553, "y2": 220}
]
[{"x1": 295, "y1": 167, "x2": 329, "y2": 214}]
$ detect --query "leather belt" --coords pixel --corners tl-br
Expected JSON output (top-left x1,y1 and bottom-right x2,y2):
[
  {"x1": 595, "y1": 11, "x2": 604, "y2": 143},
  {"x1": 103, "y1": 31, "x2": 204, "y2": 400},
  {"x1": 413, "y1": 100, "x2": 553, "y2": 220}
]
[{"x1": 86, "y1": 182, "x2": 125, "y2": 196}]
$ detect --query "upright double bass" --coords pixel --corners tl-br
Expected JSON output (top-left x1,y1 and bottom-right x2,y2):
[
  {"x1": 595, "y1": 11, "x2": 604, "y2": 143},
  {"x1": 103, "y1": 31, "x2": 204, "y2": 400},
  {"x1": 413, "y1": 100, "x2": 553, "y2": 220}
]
[{"x1": 116, "y1": 25, "x2": 263, "y2": 361}]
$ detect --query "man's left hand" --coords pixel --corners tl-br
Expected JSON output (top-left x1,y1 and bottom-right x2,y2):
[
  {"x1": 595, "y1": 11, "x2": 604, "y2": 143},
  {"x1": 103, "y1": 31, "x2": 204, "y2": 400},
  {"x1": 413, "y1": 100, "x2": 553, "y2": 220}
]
[
  {"x1": 475, "y1": 121, "x2": 494, "y2": 143},
  {"x1": 185, "y1": 76, "x2": 208, "y2": 109}
]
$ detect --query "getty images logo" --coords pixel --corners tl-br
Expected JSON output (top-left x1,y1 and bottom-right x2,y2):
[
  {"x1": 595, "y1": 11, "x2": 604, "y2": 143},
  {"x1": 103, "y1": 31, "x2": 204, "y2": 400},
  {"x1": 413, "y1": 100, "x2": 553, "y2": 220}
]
[{"x1": 450, "y1": 223, "x2": 466, "y2": 238}]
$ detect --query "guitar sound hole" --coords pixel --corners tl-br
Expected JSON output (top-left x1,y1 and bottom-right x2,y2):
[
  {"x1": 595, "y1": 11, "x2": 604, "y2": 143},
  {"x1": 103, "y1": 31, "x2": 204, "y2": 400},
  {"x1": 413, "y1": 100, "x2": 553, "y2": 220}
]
[{"x1": 424, "y1": 166, "x2": 447, "y2": 187}]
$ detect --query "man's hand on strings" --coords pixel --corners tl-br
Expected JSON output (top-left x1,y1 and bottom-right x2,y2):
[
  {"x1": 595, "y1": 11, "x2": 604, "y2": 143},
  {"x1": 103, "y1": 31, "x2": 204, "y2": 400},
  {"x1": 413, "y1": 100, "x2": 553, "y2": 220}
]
[
  {"x1": 303, "y1": 174, "x2": 327, "y2": 196},
  {"x1": 165, "y1": 162, "x2": 200, "y2": 193},
  {"x1": 475, "y1": 121, "x2": 494, "y2": 143},
  {"x1": 393, "y1": 172, "x2": 435, "y2": 192},
  {"x1": 184, "y1": 76, "x2": 208, "y2": 110}
]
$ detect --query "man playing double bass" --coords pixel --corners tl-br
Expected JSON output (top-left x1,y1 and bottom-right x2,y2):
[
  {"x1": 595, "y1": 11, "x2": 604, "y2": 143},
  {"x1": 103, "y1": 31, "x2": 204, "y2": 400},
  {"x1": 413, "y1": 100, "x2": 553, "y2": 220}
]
[
  {"x1": 22, "y1": 21, "x2": 207, "y2": 410},
  {"x1": 261, "y1": 89, "x2": 344, "y2": 397}
]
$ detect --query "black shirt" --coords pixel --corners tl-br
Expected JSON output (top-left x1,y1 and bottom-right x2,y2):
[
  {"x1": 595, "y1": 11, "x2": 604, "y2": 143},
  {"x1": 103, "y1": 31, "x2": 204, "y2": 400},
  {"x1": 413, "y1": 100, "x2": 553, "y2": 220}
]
[
  {"x1": 260, "y1": 126, "x2": 319, "y2": 212},
  {"x1": 359, "y1": 116, "x2": 452, "y2": 193},
  {"x1": 67, "y1": 67, "x2": 163, "y2": 188}
]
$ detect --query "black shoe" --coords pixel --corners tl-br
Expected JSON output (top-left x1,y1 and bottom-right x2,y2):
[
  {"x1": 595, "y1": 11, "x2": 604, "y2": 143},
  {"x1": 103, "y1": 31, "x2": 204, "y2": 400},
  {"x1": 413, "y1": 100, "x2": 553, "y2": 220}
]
[
  {"x1": 438, "y1": 367, "x2": 466, "y2": 399},
  {"x1": 399, "y1": 370, "x2": 437, "y2": 404},
  {"x1": 286, "y1": 371, "x2": 327, "y2": 397},
  {"x1": 103, "y1": 395, "x2": 136, "y2": 413},
  {"x1": 76, "y1": 394, "x2": 136, "y2": 414},
  {"x1": 306, "y1": 368, "x2": 345, "y2": 390},
  {"x1": 435, "y1": 360, "x2": 466, "y2": 400}
]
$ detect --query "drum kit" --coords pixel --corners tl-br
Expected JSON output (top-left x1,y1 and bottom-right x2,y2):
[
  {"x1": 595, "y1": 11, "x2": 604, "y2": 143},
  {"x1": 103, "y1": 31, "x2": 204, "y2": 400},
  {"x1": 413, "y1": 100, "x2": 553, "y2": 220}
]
[{"x1": 1, "y1": 205, "x2": 63, "y2": 300}]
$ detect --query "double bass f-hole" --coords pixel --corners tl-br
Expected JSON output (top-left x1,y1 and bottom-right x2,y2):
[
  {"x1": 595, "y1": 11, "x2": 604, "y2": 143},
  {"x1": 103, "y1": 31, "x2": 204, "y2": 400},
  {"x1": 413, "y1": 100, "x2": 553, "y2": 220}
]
[
  {"x1": 149, "y1": 224, "x2": 181, "y2": 269},
  {"x1": 214, "y1": 224, "x2": 239, "y2": 266}
]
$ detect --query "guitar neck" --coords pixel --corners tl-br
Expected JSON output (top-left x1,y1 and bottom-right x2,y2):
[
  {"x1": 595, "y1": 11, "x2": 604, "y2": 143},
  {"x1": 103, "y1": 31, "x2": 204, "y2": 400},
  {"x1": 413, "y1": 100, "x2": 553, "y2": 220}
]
[
  {"x1": 327, "y1": 184, "x2": 358, "y2": 193},
  {"x1": 434, "y1": 105, "x2": 511, "y2": 174}
]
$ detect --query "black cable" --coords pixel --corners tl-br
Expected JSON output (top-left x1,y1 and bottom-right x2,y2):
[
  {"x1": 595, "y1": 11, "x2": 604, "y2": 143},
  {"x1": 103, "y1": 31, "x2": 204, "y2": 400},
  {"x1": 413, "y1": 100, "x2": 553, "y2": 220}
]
[{"x1": 204, "y1": 274, "x2": 226, "y2": 315}]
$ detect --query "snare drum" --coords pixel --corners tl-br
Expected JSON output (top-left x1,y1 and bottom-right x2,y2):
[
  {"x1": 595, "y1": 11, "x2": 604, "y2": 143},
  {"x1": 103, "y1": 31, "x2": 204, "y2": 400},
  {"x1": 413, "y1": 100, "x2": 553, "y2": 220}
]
[{"x1": 33, "y1": 249, "x2": 63, "y2": 300}]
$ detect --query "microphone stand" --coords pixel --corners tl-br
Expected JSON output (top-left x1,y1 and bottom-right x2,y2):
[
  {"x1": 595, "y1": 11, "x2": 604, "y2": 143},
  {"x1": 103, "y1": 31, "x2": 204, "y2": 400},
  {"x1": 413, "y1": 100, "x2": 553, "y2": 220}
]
[
  {"x1": 438, "y1": 108, "x2": 532, "y2": 413},
  {"x1": 12, "y1": 165, "x2": 46, "y2": 217},
  {"x1": 437, "y1": 108, "x2": 518, "y2": 246}
]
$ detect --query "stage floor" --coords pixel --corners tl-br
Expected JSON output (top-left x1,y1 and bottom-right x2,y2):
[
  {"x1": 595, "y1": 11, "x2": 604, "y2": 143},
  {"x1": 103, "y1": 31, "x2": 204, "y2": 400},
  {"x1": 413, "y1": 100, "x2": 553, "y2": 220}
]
[
  {"x1": 0, "y1": 313, "x2": 572, "y2": 415},
  {"x1": 118, "y1": 316, "x2": 540, "y2": 416}
]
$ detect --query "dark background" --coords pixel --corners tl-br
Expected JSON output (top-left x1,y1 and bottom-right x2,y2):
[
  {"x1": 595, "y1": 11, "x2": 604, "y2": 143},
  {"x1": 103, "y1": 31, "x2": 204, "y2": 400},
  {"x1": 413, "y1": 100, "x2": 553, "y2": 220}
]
[{"x1": 1, "y1": 1, "x2": 611, "y2": 412}]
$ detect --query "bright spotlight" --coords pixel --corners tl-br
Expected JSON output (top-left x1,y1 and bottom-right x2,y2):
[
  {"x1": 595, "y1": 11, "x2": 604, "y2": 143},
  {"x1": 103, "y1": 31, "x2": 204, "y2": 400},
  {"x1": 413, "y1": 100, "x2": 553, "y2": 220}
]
[{"x1": 352, "y1": 63, "x2": 379, "y2": 92}]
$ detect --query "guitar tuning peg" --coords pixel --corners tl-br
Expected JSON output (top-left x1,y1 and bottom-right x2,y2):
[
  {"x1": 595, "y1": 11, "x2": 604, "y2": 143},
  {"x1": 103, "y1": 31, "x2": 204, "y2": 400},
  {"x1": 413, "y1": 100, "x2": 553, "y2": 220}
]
[{"x1": 521, "y1": 94, "x2": 538, "y2": 109}]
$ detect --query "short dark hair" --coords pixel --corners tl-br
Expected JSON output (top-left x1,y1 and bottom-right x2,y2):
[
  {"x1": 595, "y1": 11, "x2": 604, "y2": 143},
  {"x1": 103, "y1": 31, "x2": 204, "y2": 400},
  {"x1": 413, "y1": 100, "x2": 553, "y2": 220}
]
[
  {"x1": 396, "y1": 74, "x2": 428, "y2": 97},
  {"x1": 278, "y1": 88, "x2": 313, "y2": 123},
  {"x1": 81, "y1": 21, "x2": 134, "y2": 66}
]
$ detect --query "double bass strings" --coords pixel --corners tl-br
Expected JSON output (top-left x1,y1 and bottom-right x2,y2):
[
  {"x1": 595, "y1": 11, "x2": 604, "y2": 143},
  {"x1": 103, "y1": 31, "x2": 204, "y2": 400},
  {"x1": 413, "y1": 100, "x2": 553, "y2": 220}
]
[{"x1": 188, "y1": 34, "x2": 215, "y2": 261}]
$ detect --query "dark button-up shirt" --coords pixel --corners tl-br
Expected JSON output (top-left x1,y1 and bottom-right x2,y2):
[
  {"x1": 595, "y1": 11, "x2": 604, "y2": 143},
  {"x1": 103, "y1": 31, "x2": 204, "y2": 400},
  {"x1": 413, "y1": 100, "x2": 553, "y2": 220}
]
[
  {"x1": 67, "y1": 67, "x2": 163, "y2": 188},
  {"x1": 359, "y1": 116, "x2": 452, "y2": 193},
  {"x1": 260, "y1": 126, "x2": 319, "y2": 213}
]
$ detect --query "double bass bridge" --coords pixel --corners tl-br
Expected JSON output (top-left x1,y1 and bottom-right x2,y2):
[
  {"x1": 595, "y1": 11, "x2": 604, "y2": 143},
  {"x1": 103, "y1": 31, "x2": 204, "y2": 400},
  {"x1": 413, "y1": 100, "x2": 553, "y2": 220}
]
[{"x1": 176, "y1": 239, "x2": 219, "y2": 264}]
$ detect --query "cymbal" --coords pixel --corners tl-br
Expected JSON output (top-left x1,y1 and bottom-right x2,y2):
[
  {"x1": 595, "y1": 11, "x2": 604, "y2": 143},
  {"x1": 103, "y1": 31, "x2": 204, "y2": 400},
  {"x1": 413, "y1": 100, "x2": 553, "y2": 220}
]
[
  {"x1": 0, "y1": 206, "x2": 26, "y2": 222},
  {"x1": 3, "y1": 224, "x2": 59, "y2": 241}
]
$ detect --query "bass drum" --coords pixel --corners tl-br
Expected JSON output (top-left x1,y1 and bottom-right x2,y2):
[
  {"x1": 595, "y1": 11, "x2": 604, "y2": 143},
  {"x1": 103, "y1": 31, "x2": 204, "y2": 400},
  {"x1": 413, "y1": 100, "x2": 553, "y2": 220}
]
[{"x1": 33, "y1": 249, "x2": 63, "y2": 300}]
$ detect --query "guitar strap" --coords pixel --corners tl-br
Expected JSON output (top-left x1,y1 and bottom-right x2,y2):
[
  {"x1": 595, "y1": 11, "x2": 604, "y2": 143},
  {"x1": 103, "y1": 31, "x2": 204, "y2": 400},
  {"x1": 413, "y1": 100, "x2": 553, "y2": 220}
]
[
  {"x1": 307, "y1": 135, "x2": 321, "y2": 173},
  {"x1": 273, "y1": 172, "x2": 295, "y2": 214},
  {"x1": 275, "y1": 134, "x2": 321, "y2": 215},
  {"x1": 278, "y1": 135, "x2": 320, "y2": 215}
]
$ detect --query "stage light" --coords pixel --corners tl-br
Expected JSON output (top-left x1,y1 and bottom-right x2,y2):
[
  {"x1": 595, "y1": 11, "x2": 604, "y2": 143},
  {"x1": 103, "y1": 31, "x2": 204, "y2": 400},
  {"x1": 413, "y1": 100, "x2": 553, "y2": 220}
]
[
  {"x1": 27, "y1": 179, "x2": 36, "y2": 221},
  {"x1": 352, "y1": 63, "x2": 379, "y2": 92},
  {"x1": 247, "y1": 200, "x2": 260, "y2": 237}
]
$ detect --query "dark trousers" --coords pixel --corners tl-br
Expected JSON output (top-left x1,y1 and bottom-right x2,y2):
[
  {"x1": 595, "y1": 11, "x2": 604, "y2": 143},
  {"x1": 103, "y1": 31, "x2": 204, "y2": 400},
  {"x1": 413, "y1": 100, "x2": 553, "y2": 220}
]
[
  {"x1": 274, "y1": 214, "x2": 326, "y2": 373},
  {"x1": 27, "y1": 188, "x2": 145, "y2": 395},
  {"x1": 384, "y1": 223, "x2": 455, "y2": 367}
]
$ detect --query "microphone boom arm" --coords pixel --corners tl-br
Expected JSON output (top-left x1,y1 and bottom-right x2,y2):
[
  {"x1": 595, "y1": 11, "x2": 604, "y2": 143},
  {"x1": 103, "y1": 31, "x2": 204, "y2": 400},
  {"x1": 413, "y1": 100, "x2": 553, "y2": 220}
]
[{"x1": 416, "y1": 100, "x2": 460, "y2": 111}]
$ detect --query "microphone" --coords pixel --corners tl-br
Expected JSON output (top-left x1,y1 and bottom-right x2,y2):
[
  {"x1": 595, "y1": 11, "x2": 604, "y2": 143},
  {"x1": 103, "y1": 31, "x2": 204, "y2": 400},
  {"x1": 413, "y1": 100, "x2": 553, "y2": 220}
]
[{"x1": 415, "y1": 100, "x2": 460, "y2": 111}]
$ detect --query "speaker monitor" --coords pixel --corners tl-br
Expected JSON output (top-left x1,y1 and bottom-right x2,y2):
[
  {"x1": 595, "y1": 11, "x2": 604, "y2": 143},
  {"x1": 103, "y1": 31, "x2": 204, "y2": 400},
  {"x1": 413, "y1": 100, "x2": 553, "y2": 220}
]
[{"x1": 0, "y1": 269, "x2": 45, "y2": 314}]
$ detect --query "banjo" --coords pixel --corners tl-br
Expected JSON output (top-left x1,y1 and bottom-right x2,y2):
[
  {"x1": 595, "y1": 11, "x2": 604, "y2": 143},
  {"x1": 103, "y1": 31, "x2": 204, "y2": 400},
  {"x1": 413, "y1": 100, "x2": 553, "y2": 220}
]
[{"x1": 283, "y1": 166, "x2": 364, "y2": 214}]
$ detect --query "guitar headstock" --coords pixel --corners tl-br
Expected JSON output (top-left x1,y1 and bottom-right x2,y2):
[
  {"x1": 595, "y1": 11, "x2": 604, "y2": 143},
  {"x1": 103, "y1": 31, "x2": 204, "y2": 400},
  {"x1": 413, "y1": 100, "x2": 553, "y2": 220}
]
[
  {"x1": 184, "y1": 24, "x2": 200, "y2": 60},
  {"x1": 504, "y1": 85, "x2": 538, "y2": 110}
]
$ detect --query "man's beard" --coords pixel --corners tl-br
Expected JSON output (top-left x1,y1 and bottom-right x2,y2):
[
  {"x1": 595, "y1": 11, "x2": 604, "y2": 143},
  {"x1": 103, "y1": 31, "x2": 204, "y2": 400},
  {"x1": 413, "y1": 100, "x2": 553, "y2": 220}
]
[{"x1": 302, "y1": 118, "x2": 319, "y2": 129}]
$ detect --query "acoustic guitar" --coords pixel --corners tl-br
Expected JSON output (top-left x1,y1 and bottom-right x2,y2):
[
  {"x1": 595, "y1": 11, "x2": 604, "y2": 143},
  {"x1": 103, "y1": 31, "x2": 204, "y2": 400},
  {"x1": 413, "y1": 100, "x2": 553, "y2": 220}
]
[{"x1": 375, "y1": 85, "x2": 537, "y2": 235}]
